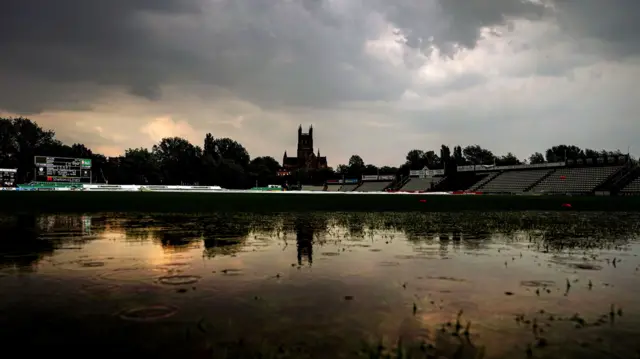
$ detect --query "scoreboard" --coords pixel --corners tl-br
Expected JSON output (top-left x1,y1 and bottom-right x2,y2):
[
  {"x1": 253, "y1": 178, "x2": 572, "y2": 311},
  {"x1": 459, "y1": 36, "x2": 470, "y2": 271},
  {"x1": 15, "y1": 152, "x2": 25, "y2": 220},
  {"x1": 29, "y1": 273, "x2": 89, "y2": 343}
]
[
  {"x1": 34, "y1": 156, "x2": 92, "y2": 183},
  {"x1": 0, "y1": 168, "x2": 17, "y2": 187}
]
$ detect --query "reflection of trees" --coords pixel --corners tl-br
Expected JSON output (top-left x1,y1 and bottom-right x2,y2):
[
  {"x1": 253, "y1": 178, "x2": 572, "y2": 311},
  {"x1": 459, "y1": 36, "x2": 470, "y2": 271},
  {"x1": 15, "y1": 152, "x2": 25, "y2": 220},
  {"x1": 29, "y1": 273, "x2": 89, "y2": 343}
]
[
  {"x1": 0, "y1": 215, "x2": 47, "y2": 269},
  {"x1": 333, "y1": 213, "x2": 365, "y2": 238},
  {"x1": 240, "y1": 212, "x2": 640, "y2": 255},
  {"x1": 201, "y1": 214, "x2": 251, "y2": 257},
  {"x1": 122, "y1": 214, "x2": 253, "y2": 255},
  {"x1": 154, "y1": 230, "x2": 200, "y2": 251},
  {"x1": 22, "y1": 212, "x2": 634, "y2": 263},
  {"x1": 341, "y1": 212, "x2": 640, "y2": 253},
  {"x1": 0, "y1": 214, "x2": 102, "y2": 269}
]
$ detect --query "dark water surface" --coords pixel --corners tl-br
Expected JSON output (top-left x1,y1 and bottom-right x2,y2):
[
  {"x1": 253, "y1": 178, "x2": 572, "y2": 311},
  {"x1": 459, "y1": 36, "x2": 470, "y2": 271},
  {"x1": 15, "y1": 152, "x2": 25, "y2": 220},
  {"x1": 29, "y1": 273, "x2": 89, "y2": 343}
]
[{"x1": 1, "y1": 212, "x2": 640, "y2": 358}]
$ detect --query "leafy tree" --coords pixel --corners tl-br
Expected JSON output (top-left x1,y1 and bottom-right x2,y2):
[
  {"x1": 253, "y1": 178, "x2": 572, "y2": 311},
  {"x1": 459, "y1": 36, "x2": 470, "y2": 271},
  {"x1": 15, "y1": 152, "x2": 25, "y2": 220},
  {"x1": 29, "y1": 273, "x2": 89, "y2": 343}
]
[
  {"x1": 423, "y1": 151, "x2": 441, "y2": 169},
  {"x1": 120, "y1": 148, "x2": 161, "y2": 184},
  {"x1": 203, "y1": 133, "x2": 217, "y2": 157},
  {"x1": 453, "y1": 145, "x2": 465, "y2": 165},
  {"x1": 335, "y1": 164, "x2": 349, "y2": 175},
  {"x1": 379, "y1": 166, "x2": 399, "y2": 174},
  {"x1": 529, "y1": 152, "x2": 545, "y2": 164},
  {"x1": 405, "y1": 149, "x2": 425, "y2": 170},
  {"x1": 212, "y1": 138, "x2": 250, "y2": 168},
  {"x1": 545, "y1": 145, "x2": 583, "y2": 162},
  {"x1": 153, "y1": 137, "x2": 202, "y2": 185},
  {"x1": 496, "y1": 152, "x2": 520, "y2": 166},
  {"x1": 0, "y1": 117, "x2": 633, "y2": 189},
  {"x1": 362, "y1": 164, "x2": 379, "y2": 175},
  {"x1": 10, "y1": 118, "x2": 57, "y2": 182},
  {"x1": 249, "y1": 156, "x2": 281, "y2": 187},
  {"x1": 462, "y1": 145, "x2": 495, "y2": 165},
  {"x1": 440, "y1": 145, "x2": 451, "y2": 162},
  {"x1": 348, "y1": 155, "x2": 365, "y2": 169}
]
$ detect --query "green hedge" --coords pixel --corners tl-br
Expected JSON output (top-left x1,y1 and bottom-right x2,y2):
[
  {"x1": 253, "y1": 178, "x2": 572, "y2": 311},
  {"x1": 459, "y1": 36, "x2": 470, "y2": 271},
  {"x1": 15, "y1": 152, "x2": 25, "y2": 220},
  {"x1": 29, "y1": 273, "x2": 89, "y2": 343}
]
[{"x1": 1, "y1": 192, "x2": 639, "y2": 213}]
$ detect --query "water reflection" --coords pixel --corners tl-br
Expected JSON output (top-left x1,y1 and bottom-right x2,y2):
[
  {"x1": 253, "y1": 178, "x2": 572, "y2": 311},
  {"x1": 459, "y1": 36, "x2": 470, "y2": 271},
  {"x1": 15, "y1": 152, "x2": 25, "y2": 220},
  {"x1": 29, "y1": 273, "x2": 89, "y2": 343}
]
[
  {"x1": 0, "y1": 211, "x2": 639, "y2": 358},
  {"x1": 295, "y1": 217, "x2": 315, "y2": 266}
]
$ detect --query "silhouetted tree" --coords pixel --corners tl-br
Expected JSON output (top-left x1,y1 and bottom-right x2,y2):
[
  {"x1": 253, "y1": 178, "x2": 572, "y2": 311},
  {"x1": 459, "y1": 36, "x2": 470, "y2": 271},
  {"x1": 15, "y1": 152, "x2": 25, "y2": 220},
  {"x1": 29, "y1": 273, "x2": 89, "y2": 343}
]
[
  {"x1": 545, "y1": 145, "x2": 583, "y2": 162},
  {"x1": 0, "y1": 118, "x2": 632, "y2": 188},
  {"x1": 405, "y1": 149, "x2": 425, "y2": 170},
  {"x1": 249, "y1": 156, "x2": 281, "y2": 187},
  {"x1": 453, "y1": 145, "x2": 465, "y2": 165},
  {"x1": 212, "y1": 138, "x2": 250, "y2": 168},
  {"x1": 529, "y1": 152, "x2": 545, "y2": 164},
  {"x1": 440, "y1": 145, "x2": 451, "y2": 162},
  {"x1": 496, "y1": 152, "x2": 521, "y2": 166},
  {"x1": 462, "y1": 145, "x2": 495, "y2": 165},
  {"x1": 153, "y1": 137, "x2": 202, "y2": 185}
]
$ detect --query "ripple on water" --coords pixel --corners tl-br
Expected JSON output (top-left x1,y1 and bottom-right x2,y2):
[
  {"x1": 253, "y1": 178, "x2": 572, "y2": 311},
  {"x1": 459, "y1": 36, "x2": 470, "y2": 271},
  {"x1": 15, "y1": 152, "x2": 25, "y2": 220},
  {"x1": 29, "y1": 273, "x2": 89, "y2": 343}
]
[
  {"x1": 53, "y1": 260, "x2": 106, "y2": 270},
  {"x1": 520, "y1": 280, "x2": 556, "y2": 288},
  {"x1": 118, "y1": 305, "x2": 178, "y2": 322},
  {"x1": 568, "y1": 263, "x2": 603, "y2": 270},
  {"x1": 98, "y1": 267, "x2": 158, "y2": 282},
  {"x1": 54, "y1": 257, "x2": 138, "y2": 271},
  {"x1": 395, "y1": 255, "x2": 418, "y2": 260},
  {"x1": 321, "y1": 252, "x2": 340, "y2": 257},
  {"x1": 378, "y1": 261, "x2": 400, "y2": 267},
  {"x1": 81, "y1": 282, "x2": 122, "y2": 296},
  {"x1": 423, "y1": 276, "x2": 467, "y2": 282},
  {"x1": 155, "y1": 262, "x2": 190, "y2": 272},
  {"x1": 157, "y1": 275, "x2": 202, "y2": 286},
  {"x1": 80, "y1": 261, "x2": 106, "y2": 268},
  {"x1": 220, "y1": 269, "x2": 243, "y2": 276}
]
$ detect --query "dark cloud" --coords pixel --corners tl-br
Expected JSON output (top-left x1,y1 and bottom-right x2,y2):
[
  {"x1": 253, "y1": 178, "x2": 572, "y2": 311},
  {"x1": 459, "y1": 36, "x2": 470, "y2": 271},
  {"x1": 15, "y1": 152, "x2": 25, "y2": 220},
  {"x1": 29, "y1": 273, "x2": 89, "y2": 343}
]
[
  {"x1": 0, "y1": 0, "x2": 637, "y2": 115},
  {"x1": 377, "y1": 0, "x2": 547, "y2": 55},
  {"x1": 551, "y1": 0, "x2": 640, "y2": 57}
]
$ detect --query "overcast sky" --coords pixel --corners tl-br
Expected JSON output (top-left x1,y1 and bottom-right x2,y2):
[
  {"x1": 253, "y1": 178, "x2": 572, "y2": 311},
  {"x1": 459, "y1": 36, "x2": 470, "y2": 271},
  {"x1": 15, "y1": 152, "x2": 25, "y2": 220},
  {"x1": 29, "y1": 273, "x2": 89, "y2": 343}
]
[{"x1": 1, "y1": 0, "x2": 638, "y2": 166}]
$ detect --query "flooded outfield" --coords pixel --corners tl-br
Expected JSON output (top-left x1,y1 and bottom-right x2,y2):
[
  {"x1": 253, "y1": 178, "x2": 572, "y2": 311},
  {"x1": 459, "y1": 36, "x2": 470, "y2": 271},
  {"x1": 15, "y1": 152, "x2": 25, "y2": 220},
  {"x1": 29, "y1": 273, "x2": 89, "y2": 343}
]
[{"x1": 1, "y1": 212, "x2": 640, "y2": 358}]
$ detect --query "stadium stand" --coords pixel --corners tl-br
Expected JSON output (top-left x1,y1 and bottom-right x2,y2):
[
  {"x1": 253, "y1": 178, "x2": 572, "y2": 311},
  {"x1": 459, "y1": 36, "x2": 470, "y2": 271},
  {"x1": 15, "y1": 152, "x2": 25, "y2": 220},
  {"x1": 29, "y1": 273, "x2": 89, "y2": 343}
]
[
  {"x1": 339, "y1": 184, "x2": 359, "y2": 192},
  {"x1": 621, "y1": 177, "x2": 640, "y2": 193},
  {"x1": 467, "y1": 172, "x2": 499, "y2": 191},
  {"x1": 530, "y1": 166, "x2": 623, "y2": 194},
  {"x1": 620, "y1": 174, "x2": 640, "y2": 194},
  {"x1": 326, "y1": 185, "x2": 342, "y2": 192},
  {"x1": 400, "y1": 177, "x2": 443, "y2": 192},
  {"x1": 437, "y1": 173, "x2": 481, "y2": 192},
  {"x1": 356, "y1": 181, "x2": 393, "y2": 192},
  {"x1": 478, "y1": 169, "x2": 553, "y2": 193}
]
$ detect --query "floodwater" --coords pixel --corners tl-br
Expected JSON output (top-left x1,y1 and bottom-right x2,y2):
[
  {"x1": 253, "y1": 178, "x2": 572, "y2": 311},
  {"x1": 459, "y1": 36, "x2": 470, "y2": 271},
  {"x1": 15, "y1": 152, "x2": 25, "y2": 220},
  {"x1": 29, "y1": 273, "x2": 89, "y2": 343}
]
[{"x1": 1, "y1": 212, "x2": 639, "y2": 359}]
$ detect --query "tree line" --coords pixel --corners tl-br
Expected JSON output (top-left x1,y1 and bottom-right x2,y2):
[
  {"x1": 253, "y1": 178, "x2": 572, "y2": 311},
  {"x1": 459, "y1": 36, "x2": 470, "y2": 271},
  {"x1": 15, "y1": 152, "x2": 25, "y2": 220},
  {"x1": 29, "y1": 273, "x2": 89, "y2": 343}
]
[{"x1": 0, "y1": 118, "x2": 631, "y2": 187}]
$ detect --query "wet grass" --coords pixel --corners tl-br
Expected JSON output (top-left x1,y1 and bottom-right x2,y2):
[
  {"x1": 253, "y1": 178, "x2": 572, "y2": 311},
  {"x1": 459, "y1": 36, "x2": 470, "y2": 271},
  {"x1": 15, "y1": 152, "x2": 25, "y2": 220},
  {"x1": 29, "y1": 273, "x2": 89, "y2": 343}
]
[{"x1": 2, "y1": 191, "x2": 640, "y2": 213}]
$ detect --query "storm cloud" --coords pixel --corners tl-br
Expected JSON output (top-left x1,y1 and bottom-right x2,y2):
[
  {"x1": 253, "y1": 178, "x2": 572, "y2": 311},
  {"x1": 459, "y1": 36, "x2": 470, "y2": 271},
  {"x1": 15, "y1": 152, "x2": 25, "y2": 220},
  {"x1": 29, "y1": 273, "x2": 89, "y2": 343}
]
[{"x1": 1, "y1": 0, "x2": 638, "y2": 164}]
